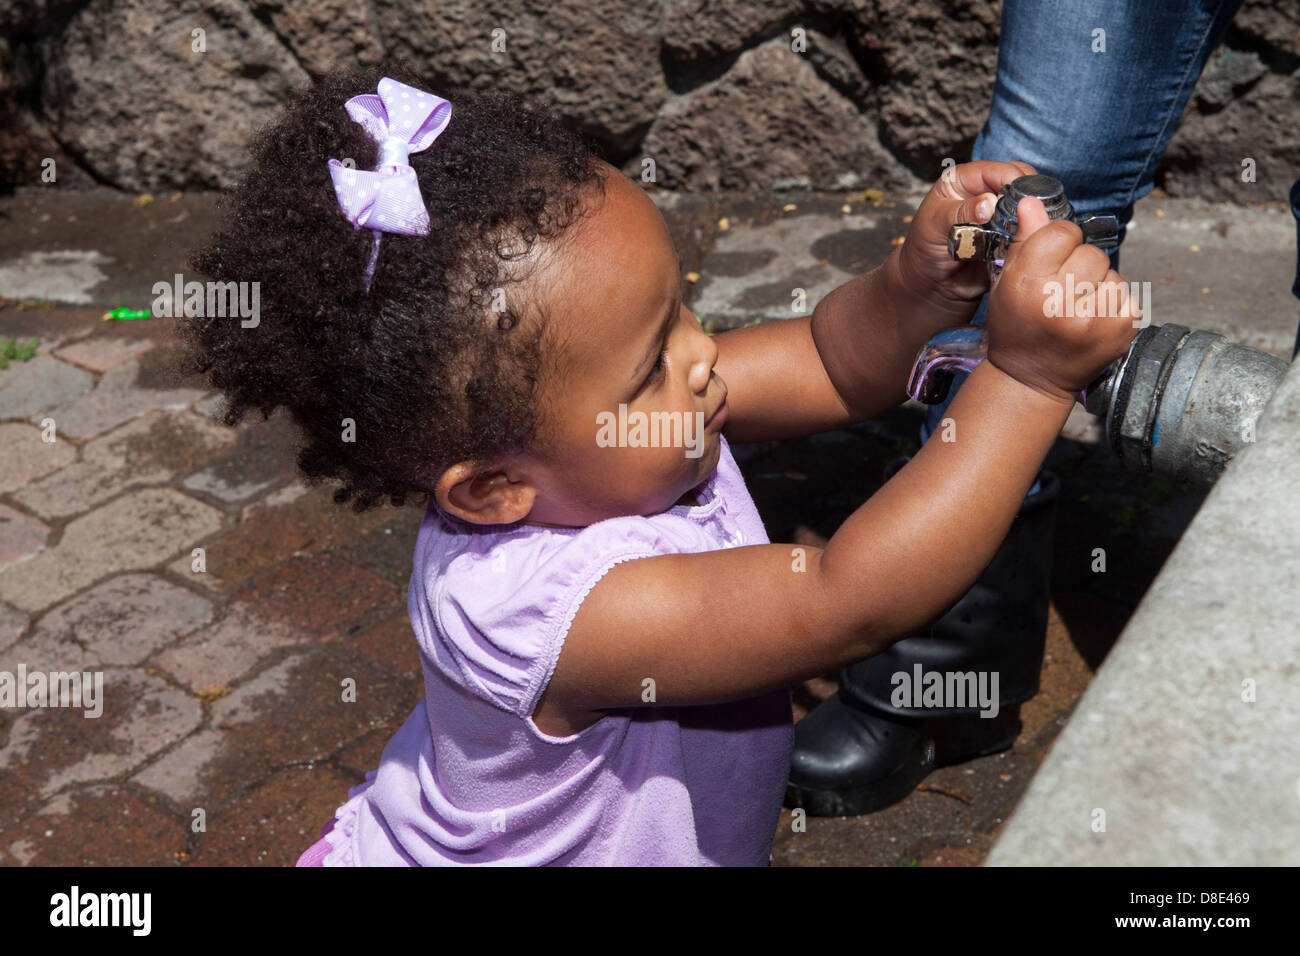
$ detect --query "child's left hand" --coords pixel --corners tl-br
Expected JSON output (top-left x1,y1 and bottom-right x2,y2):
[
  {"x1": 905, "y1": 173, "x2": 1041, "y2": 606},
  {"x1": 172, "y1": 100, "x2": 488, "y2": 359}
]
[{"x1": 893, "y1": 160, "x2": 1039, "y2": 322}]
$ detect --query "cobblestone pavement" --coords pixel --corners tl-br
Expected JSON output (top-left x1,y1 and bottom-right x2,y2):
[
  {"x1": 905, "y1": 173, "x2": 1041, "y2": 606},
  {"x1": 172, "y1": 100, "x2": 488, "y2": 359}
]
[{"x1": 0, "y1": 184, "x2": 1293, "y2": 865}]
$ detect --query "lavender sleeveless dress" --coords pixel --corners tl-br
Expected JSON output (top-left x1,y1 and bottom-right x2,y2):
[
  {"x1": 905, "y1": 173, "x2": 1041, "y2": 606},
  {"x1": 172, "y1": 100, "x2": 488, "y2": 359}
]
[{"x1": 296, "y1": 435, "x2": 793, "y2": 866}]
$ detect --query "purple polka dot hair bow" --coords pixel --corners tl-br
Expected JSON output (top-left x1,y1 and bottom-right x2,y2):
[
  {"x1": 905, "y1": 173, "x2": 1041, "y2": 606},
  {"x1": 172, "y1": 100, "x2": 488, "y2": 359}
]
[{"x1": 327, "y1": 77, "x2": 452, "y2": 292}]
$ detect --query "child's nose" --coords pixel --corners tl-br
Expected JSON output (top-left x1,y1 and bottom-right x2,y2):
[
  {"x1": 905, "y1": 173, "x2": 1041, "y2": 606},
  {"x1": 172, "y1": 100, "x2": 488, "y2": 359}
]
[{"x1": 687, "y1": 327, "x2": 718, "y2": 393}]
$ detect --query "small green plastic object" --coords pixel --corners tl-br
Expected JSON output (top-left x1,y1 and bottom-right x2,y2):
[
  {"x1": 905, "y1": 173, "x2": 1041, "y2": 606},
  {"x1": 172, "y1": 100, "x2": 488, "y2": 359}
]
[{"x1": 102, "y1": 307, "x2": 151, "y2": 322}]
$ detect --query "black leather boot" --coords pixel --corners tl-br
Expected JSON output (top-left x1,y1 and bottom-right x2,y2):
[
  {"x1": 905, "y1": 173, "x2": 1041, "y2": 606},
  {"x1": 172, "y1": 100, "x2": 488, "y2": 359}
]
[{"x1": 787, "y1": 461, "x2": 1061, "y2": 817}]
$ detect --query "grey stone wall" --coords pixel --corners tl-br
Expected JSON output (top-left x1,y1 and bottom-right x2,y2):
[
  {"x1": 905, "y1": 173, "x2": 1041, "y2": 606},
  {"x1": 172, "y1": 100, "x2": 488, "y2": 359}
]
[{"x1": 2, "y1": 0, "x2": 1297, "y2": 203}]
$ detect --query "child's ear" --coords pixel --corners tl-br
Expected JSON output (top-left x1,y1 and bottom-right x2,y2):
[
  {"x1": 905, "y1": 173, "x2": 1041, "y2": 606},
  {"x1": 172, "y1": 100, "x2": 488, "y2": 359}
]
[{"x1": 435, "y1": 461, "x2": 537, "y2": 525}]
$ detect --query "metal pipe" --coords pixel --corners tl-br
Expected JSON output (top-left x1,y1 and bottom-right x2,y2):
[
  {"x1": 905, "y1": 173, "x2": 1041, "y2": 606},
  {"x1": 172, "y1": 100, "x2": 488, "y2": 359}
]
[{"x1": 908, "y1": 322, "x2": 1290, "y2": 489}]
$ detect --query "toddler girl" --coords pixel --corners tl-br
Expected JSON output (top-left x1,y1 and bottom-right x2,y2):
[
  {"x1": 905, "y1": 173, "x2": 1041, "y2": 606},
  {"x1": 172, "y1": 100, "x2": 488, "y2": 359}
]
[{"x1": 181, "y1": 63, "x2": 1137, "y2": 866}]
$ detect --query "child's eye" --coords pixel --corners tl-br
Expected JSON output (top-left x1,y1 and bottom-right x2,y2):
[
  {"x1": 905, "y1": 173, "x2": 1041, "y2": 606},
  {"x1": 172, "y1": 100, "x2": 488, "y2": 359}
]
[{"x1": 645, "y1": 348, "x2": 668, "y2": 386}]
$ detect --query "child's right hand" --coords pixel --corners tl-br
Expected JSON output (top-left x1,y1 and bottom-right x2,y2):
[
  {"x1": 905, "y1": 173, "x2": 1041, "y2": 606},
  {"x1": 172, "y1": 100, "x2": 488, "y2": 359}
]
[{"x1": 986, "y1": 197, "x2": 1140, "y2": 407}]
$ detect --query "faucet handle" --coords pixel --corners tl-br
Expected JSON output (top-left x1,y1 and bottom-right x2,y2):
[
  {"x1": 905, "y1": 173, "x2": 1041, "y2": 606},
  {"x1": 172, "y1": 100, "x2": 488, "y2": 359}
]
[
  {"x1": 1077, "y1": 214, "x2": 1119, "y2": 251},
  {"x1": 946, "y1": 175, "x2": 1119, "y2": 267},
  {"x1": 947, "y1": 214, "x2": 1118, "y2": 263},
  {"x1": 947, "y1": 223, "x2": 1008, "y2": 262}
]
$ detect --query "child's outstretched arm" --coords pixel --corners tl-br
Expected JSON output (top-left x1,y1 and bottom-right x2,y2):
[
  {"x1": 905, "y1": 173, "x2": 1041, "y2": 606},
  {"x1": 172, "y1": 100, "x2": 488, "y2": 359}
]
[
  {"x1": 713, "y1": 161, "x2": 1035, "y2": 443},
  {"x1": 533, "y1": 197, "x2": 1139, "y2": 735}
]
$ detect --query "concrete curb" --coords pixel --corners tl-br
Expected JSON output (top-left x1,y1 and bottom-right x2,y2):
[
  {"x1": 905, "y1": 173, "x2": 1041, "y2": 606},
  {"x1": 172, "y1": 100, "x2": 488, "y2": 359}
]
[{"x1": 987, "y1": 355, "x2": 1300, "y2": 865}]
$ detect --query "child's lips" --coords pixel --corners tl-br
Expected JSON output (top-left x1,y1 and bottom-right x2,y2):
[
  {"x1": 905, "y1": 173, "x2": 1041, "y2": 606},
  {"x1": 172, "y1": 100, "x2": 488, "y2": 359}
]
[{"x1": 705, "y1": 396, "x2": 728, "y2": 430}]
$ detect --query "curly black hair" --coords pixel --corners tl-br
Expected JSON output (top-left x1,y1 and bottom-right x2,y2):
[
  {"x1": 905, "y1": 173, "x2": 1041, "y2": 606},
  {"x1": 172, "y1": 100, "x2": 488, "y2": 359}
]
[{"x1": 181, "y1": 61, "x2": 609, "y2": 511}]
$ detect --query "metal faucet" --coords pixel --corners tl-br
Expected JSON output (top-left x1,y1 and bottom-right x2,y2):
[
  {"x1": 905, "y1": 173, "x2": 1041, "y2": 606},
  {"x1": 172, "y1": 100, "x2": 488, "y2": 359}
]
[
  {"x1": 946, "y1": 173, "x2": 1119, "y2": 280},
  {"x1": 908, "y1": 174, "x2": 1290, "y2": 489}
]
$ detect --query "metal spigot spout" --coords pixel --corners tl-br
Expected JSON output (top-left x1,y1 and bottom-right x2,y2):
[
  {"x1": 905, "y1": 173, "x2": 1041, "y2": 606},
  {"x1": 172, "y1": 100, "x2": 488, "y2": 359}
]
[
  {"x1": 906, "y1": 325, "x2": 988, "y2": 404},
  {"x1": 906, "y1": 324, "x2": 1115, "y2": 407}
]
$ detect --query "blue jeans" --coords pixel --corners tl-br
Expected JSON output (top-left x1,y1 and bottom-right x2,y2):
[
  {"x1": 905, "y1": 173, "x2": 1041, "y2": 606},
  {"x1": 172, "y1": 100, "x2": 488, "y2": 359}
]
[{"x1": 920, "y1": 0, "x2": 1300, "y2": 489}]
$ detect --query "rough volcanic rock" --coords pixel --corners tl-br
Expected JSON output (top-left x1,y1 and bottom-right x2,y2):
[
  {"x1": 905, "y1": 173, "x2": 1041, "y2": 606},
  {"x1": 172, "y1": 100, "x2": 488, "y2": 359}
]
[
  {"x1": 0, "y1": 0, "x2": 89, "y2": 32},
  {"x1": 660, "y1": 0, "x2": 807, "y2": 62},
  {"x1": 249, "y1": 0, "x2": 384, "y2": 76},
  {"x1": 1191, "y1": 47, "x2": 1270, "y2": 110},
  {"x1": 1162, "y1": 67, "x2": 1300, "y2": 203},
  {"x1": 374, "y1": 0, "x2": 667, "y2": 158},
  {"x1": 40, "y1": 0, "x2": 309, "y2": 190},
  {"x1": 1, "y1": 0, "x2": 1295, "y2": 198},
  {"x1": 638, "y1": 35, "x2": 911, "y2": 192},
  {"x1": 1232, "y1": 0, "x2": 1300, "y2": 59},
  {"x1": 847, "y1": 0, "x2": 1002, "y2": 177}
]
